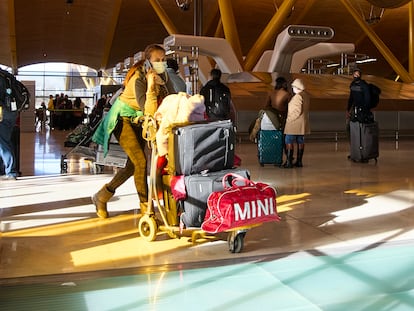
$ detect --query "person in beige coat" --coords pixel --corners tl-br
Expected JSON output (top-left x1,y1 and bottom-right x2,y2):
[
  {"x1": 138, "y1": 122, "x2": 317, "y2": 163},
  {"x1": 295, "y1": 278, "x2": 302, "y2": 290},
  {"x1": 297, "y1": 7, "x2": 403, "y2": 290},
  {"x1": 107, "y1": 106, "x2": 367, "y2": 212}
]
[{"x1": 283, "y1": 78, "x2": 310, "y2": 168}]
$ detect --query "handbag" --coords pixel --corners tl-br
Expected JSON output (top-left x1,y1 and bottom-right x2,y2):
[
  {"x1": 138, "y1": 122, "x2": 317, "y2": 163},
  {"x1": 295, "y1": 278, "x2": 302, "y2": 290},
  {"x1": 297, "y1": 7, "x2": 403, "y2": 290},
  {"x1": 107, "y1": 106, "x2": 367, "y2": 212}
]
[{"x1": 201, "y1": 173, "x2": 280, "y2": 234}]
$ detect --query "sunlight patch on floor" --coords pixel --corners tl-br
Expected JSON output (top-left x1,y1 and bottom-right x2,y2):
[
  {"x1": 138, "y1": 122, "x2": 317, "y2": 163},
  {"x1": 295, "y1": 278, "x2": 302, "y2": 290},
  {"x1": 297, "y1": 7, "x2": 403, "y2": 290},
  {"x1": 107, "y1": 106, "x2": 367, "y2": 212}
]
[{"x1": 322, "y1": 190, "x2": 414, "y2": 225}]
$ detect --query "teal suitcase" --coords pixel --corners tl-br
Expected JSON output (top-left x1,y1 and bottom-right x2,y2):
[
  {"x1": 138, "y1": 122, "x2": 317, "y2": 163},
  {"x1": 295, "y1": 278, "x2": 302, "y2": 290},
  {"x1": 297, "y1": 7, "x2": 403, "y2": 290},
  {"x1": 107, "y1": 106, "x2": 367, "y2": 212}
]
[{"x1": 257, "y1": 130, "x2": 283, "y2": 166}]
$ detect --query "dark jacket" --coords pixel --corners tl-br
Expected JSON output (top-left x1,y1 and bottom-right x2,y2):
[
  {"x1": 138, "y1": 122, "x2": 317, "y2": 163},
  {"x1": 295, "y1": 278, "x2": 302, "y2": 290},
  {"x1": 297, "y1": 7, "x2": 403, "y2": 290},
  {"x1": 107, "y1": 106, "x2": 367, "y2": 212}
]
[
  {"x1": 347, "y1": 78, "x2": 373, "y2": 123},
  {"x1": 347, "y1": 78, "x2": 371, "y2": 112},
  {"x1": 200, "y1": 79, "x2": 231, "y2": 121}
]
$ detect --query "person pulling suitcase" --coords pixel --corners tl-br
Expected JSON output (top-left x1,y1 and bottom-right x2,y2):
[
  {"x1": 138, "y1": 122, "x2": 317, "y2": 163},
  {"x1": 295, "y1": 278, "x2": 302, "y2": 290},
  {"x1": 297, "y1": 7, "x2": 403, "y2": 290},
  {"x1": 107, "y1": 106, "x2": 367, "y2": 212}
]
[{"x1": 346, "y1": 68, "x2": 379, "y2": 163}]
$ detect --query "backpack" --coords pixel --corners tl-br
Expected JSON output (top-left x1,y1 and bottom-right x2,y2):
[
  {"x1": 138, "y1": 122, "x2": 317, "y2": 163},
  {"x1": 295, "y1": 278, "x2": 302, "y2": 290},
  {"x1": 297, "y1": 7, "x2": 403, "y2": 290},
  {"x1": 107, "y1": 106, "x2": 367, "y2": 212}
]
[
  {"x1": 368, "y1": 83, "x2": 381, "y2": 108},
  {"x1": 0, "y1": 69, "x2": 30, "y2": 112},
  {"x1": 201, "y1": 84, "x2": 231, "y2": 120}
]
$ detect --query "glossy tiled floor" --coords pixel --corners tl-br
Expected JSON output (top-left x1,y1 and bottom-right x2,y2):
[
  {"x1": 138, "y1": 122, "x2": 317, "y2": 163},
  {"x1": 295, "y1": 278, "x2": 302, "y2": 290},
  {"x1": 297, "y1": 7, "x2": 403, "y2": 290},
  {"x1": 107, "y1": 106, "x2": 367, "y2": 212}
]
[{"x1": 1, "y1": 126, "x2": 414, "y2": 310}]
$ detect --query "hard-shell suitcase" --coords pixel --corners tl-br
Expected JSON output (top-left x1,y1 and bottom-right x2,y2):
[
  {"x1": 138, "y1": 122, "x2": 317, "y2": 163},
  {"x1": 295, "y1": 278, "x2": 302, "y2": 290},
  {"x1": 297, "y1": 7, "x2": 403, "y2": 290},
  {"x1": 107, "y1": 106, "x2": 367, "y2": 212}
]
[
  {"x1": 180, "y1": 168, "x2": 251, "y2": 228},
  {"x1": 257, "y1": 130, "x2": 283, "y2": 166},
  {"x1": 350, "y1": 121, "x2": 379, "y2": 163},
  {"x1": 167, "y1": 120, "x2": 235, "y2": 176}
]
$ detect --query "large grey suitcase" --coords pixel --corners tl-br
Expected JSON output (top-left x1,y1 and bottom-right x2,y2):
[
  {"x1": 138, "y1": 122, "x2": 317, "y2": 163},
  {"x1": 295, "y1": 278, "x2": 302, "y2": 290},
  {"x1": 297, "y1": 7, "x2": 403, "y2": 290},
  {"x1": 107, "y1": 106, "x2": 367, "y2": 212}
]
[
  {"x1": 167, "y1": 120, "x2": 235, "y2": 176},
  {"x1": 350, "y1": 121, "x2": 379, "y2": 163},
  {"x1": 180, "y1": 168, "x2": 250, "y2": 228}
]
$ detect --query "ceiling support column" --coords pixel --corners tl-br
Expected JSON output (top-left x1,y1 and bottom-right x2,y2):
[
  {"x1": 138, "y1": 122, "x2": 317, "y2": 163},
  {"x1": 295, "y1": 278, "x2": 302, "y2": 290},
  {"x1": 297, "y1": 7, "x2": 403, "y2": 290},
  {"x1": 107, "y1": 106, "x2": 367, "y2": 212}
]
[
  {"x1": 339, "y1": 0, "x2": 413, "y2": 82},
  {"x1": 149, "y1": 0, "x2": 179, "y2": 35},
  {"x1": 243, "y1": 0, "x2": 297, "y2": 72},
  {"x1": 217, "y1": 0, "x2": 243, "y2": 67},
  {"x1": 408, "y1": 0, "x2": 414, "y2": 76}
]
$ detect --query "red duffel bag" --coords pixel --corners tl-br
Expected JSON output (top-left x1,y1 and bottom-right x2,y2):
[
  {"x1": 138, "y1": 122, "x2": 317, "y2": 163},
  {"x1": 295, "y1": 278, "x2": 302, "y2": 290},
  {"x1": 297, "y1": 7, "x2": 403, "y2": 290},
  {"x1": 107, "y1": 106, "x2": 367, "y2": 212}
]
[{"x1": 201, "y1": 173, "x2": 280, "y2": 234}]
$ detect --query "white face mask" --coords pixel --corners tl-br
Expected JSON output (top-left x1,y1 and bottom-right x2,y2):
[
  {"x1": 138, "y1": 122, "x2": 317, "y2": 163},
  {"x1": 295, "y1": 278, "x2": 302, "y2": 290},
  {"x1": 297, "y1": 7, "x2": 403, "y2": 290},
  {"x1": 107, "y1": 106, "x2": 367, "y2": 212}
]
[{"x1": 151, "y1": 61, "x2": 167, "y2": 74}]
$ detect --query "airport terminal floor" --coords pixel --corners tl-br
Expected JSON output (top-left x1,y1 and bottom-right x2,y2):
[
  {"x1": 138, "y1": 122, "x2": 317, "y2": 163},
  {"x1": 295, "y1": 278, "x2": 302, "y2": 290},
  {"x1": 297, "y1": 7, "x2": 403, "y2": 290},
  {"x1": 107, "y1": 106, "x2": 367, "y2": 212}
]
[{"x1": 1, "y1": 126, "x2": 414, "y2": 310}]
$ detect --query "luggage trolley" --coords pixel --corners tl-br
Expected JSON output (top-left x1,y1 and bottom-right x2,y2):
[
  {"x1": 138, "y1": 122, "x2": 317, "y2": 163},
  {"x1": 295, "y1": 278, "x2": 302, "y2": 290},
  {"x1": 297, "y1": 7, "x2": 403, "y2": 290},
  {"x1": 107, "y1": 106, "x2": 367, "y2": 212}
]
[
  {"x1": 60, "y1": 120, "x2": 103, "y2": 174},
  {"x1": 137, "y1": 116, "x2": 253, "y2": 253},
  {"x1": 60, "y1": 112, "x2": 128, "y2": 174}
]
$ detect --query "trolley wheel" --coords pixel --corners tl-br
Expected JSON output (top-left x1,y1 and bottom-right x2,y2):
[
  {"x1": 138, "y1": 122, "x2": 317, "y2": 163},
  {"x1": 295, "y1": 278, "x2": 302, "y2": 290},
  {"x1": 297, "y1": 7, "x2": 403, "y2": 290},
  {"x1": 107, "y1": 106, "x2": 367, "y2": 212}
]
[
  {"x1": 138, "y1": 215, "x2": 158, "y2": 242},
  {"x1": 228, "y1": 231, "x2": 245, "y2": 253},
  {"x1": 61, "y1": 161, "x2": 68, "y2": 174},
  {"x1": 94, "y1": 164, "x2": 104, "y2": 174}
]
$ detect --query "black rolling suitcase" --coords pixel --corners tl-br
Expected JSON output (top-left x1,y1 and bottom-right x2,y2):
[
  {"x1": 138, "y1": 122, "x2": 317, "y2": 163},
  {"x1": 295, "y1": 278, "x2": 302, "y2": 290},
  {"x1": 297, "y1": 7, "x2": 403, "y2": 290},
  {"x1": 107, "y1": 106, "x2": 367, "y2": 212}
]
[
  {"x1": 257, "y1": 130, "x2": 283, "y2": 166},
  {"x1": 179, "y1": 168, "x2": 250, "y2": 228},
  {"x1": 350, "y1": 121, "x2": 379, "y2": 163},
  {"x1": 167, "y1": 120, "x2": 235, "y2": 176}
]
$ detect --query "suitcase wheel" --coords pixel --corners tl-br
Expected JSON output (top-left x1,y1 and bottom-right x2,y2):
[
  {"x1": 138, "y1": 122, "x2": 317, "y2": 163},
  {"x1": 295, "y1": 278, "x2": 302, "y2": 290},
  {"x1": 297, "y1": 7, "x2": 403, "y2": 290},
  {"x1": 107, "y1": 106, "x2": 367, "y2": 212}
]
[
  {"x1": 90, "y1": 163, "x2": 104, "y2": 174},
  {"x1": 138, "y1": 214, "x2": 158, "y2": 242},
  {"x1": 228, "y1": 230, "x2": 246, "y2": 253},
  {"x1": 60, "y1": 156, "x2": 68, "y2": 174}
]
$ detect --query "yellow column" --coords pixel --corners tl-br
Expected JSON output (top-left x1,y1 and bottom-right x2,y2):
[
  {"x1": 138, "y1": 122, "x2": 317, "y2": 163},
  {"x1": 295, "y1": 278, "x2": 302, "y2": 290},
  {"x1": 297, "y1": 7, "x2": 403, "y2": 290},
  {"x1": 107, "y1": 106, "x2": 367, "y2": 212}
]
[
  {"x1": 409, "y1": 0, "x2": 414, "y2": 76},
  {"x1": 339, "y1": 0, "x2": 413, "y2": 82},
  {"x1": 149, "y1": 0, "x2": 179, "y2": 35},
  {"x1": 217, "y1": 0, "x2": 243, "y2": 66},
  {"x1": 243, "y1": 0, "x2": 297, "y2": 71}
]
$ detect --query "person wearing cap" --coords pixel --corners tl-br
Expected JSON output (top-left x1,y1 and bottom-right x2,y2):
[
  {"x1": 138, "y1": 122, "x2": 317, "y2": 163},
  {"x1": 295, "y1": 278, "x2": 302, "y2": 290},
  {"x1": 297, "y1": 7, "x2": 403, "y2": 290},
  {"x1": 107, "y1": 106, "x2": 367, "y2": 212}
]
[{"x1": 283, "y1": 78, "x2": 310, "y2": 168}]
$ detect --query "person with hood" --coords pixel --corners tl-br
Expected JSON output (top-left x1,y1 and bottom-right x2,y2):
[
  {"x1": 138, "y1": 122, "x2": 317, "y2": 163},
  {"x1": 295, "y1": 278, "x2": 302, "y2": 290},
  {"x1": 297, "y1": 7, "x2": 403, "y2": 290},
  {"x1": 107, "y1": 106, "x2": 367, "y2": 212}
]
[{"x1": 283, "y1": 78, "x2": 310, "y2": 168}]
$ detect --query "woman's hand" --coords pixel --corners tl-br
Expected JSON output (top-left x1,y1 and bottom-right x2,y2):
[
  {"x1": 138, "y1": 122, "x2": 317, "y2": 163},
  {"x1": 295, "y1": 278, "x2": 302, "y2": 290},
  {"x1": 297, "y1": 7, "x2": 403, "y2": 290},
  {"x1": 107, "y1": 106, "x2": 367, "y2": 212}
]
[{"x1": 146, "y1": 69, "x2": 157, "y2": 93}]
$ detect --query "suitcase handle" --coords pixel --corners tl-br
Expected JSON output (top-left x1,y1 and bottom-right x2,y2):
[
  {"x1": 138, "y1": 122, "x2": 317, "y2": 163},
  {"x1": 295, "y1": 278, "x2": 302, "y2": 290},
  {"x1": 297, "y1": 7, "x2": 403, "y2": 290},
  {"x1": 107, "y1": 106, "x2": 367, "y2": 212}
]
[{"x1": 222, "y1": 173, "x2": 253, "y2": 189}]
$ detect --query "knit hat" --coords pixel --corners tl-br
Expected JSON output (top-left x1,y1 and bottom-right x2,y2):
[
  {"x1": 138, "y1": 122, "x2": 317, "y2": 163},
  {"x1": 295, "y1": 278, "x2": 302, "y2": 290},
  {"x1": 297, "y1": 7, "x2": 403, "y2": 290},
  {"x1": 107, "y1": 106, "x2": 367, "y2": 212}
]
[{"x1": 291, "y1": 78, "x2": 305, "y2": 91}]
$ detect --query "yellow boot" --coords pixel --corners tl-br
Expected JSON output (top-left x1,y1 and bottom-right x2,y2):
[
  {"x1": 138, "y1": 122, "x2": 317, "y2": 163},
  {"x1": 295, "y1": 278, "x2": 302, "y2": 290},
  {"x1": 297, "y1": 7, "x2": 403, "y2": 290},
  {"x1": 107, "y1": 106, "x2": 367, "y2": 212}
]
[
  {"x1": 92, "y1": 184, "x2": 114, "y2": 218},
  {"x1": 140, "y1": 202, "x2": 148, "y2": 214}
]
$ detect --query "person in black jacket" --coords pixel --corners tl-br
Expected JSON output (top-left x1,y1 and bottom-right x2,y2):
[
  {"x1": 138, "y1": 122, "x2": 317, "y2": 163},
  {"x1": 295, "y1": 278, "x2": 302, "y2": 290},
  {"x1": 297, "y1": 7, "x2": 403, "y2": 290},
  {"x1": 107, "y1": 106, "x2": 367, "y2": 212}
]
[
  {"x1": 346, "y1": 68, "x2": 374, "y2": 160},
  {"x1": 200, "y1": 68, "x2": 234, "y2": 122},
  {"x1": 346, "y1": 68, "x2": 372, "y2": 125}
]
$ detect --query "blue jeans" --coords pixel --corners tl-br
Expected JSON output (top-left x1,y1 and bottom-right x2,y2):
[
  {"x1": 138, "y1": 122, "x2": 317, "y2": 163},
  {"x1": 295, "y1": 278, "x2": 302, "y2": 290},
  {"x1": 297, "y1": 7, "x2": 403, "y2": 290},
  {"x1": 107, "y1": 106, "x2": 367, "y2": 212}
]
[
  {"x1": 0, "y1": 109, "x2": 18, "y2": 176},
  {"x1": 285, "y1": 134, "x2": 304, "y2": 145}
]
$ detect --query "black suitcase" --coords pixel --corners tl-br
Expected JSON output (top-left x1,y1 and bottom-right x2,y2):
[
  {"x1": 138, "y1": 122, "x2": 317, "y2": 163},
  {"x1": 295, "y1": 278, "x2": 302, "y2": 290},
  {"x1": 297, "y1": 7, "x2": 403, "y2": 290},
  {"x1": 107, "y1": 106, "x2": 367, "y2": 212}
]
[
  {"x1": 350, "y1": 121, "x2": 379, "y2": 163},
  {"x1": 167, "y1": 120, "x2": 235, "y2": 176},
  {"x1": 257, "y1": 130, "x2": 283, "y2": 166},
  {"x1": 180, "y1": 168, "x2": 251, "y2": 228}
]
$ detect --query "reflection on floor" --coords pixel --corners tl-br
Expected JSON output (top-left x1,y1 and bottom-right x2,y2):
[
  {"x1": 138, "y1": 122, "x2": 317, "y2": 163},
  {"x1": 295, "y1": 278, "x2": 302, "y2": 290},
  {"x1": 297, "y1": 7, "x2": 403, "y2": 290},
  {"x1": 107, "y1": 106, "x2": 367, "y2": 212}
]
[{"x1": 1, "y1": 128, "x2": 414, "y2": 310}]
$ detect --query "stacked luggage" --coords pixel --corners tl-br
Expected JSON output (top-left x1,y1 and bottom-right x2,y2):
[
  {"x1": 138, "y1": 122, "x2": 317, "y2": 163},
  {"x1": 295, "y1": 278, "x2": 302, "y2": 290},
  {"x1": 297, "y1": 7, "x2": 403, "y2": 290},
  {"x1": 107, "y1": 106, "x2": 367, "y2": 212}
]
[
  {"x1": 139, "y1": 116, "x2": 280, "y2": 252},
  {"x1": 164, "y1": 119, "x2": 250, "y2": 228}
]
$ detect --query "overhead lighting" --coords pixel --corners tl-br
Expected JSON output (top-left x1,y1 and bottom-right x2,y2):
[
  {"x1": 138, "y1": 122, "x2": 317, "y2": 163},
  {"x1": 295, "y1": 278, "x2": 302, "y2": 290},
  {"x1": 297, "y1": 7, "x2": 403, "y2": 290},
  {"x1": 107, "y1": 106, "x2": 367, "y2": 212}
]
[
  {"x1": 356, "y1": 58, "x2": 377, "y2": 64},
  {"x1": 326, "y1": 63, "x2": 340, "y2": 68}
]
